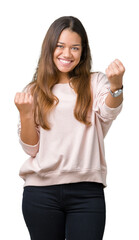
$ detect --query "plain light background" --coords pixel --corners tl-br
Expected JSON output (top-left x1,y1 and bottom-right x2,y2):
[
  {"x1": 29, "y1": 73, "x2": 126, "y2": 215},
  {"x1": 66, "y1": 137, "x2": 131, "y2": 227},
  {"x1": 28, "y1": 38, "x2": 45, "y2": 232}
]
[{"x1": 0, "y1": 0, "x2": 139, "y2": 239}]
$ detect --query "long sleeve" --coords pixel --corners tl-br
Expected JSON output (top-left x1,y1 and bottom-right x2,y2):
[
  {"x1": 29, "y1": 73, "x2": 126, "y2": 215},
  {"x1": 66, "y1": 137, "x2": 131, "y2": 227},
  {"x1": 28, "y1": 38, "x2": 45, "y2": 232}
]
[
  {"x1": 92, "y1": 72, "x2": 123, "y2": 136},
  {"x1": 18, "y1": 72, "x2": 123, "y2": 187},
  {"x1": 17, "y1": 119, "x2": 40, "y2": 157}
]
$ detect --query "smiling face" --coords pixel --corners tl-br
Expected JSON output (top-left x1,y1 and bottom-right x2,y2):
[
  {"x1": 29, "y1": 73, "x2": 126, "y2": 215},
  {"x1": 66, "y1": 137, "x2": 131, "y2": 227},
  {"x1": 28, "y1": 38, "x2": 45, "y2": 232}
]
[{"x1": 53, "y1": 29, "x2": 82, "y2": 82}]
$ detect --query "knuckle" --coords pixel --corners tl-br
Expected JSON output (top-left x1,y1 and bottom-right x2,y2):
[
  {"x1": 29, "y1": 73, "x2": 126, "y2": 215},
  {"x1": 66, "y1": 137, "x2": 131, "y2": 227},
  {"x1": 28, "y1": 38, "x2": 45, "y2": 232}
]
[
  {"x1": 114, "y1": 58, "x2": 119, "y2": 63},
  {"x1": 115, "y1": 70, "x2": 120, "y2": 75},
  {"x1": 122, "y1": 66, "x2": 125, "y2": 72}
]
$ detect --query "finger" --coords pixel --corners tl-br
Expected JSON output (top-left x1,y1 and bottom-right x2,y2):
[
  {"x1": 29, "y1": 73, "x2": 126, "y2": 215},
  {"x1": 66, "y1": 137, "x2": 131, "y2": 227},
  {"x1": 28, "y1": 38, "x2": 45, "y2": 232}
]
[
  {"x1": 114, "y1": 59, "x2": 123, "y2": 66},
  {"x1": 105, "y1": 66, "x2": 113, "y2": 78},
  {"x1": 111, "y1": 62, "x2": 120, "y2": 75},
  {"x1": 114, "y1": 59, "x2": 125, "y2": 73},
  {"x1": 14, "y1": 92, "x2": 20, "y2": 104},
  {"x1": 18, "y1": 92, "x2": 26, "y2": 103},
  {"x1": 27, "y1": 93, "x2": 32, "y2": 103},
  {"x1": 29, "y1": 94, "x2": 33, "y2": 104},
  {"x1": 107, "y1": 63, "x2": 116, "y2": 77},
  {"x1": 24, "y1": 92, "x2": 29, "y2": 103},
  {"x1": 15, "y1": 92, "x2": 24, "y2": 103}
]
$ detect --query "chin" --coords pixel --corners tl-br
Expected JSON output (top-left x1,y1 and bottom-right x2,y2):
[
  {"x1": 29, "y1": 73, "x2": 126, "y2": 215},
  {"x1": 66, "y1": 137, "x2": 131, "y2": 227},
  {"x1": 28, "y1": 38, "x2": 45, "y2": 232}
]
[{"x1": 58, "y1": 67, "x2": 74, "y2": 73}]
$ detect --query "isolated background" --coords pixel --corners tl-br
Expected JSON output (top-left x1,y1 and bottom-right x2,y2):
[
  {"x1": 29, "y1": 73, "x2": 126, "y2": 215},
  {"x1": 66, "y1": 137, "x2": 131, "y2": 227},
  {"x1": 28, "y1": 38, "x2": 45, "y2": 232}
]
[{"x1": 0, "y1": 0, "x2": 139, "y2": 239}]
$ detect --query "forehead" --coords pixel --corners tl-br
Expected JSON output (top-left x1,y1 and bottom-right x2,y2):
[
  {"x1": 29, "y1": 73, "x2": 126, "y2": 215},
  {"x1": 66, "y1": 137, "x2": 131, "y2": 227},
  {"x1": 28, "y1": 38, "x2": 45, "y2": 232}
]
[{"x1": 58, "y1": 29, "x2": 81, "y2": 45}]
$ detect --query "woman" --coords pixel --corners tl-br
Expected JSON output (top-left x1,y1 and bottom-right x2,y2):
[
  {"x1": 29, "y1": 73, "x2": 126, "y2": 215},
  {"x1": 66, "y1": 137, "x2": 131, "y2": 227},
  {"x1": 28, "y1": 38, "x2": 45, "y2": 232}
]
[{"x1": 14, "y1": 16, "x2": 125, "y2": 240}]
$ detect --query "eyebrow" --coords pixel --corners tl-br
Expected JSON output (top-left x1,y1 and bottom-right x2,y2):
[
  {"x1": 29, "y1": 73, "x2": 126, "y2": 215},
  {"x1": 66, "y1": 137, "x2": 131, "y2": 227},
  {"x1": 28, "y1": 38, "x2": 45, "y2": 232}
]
[{"x1": 58, "y1": 42, "x2": 81, "y2": 46}]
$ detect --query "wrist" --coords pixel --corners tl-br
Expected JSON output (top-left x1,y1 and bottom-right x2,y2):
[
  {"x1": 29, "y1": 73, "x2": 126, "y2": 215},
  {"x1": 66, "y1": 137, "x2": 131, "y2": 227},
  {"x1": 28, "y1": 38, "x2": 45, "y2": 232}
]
[
  {"x1": 110, "y1": 84, "x2": 123, "y2": 92},
  {"x1": 109, "y1": 85, "x2": 123, "y2": 98},
  {"x1": 20, "y1": 112, "x2": 34, "y2": 121}
]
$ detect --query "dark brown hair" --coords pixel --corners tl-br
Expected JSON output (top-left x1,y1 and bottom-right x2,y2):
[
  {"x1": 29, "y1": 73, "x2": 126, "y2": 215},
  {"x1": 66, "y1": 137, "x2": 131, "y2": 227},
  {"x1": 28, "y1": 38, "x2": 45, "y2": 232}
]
[{"x1": 26, "y1": 16, "x2": 93, "y2": 130}]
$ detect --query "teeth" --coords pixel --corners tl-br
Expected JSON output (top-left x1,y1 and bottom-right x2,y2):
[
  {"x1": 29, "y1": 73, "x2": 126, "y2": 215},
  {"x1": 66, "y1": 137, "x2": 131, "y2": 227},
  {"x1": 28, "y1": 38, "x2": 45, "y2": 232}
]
[{"x1": 59, "y1": 59, "x2": 71, "y2": 64}]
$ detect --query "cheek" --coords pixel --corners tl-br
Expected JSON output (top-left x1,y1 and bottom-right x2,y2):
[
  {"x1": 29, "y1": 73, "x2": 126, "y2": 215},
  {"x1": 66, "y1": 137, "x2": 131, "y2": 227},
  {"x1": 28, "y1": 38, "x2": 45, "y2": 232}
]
[
  {"x1": 75, "y1": 53, "x2": 82, "y2": 64},
  {"x1": 53, "y1": 49, "x2": 61, "y2": 59}
]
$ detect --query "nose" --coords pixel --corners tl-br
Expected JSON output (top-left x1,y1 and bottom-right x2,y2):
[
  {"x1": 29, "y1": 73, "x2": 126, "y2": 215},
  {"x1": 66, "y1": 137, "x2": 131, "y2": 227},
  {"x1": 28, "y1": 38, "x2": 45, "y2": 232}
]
[{"x1": 63, "y1": 47, "x2": 72, "y2": 58}]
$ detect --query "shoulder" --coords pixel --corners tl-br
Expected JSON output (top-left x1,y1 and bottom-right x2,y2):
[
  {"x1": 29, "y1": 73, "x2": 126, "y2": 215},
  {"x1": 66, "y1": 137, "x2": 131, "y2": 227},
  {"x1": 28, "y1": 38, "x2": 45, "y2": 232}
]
[
  {"x1": 90, "y1": 72, "x2": 110, "y2": 95},
  {"x1": 90, "y1": 72, "x2": 107, "y2": 86},
  {"x1": 90, "y1": 71, "x2": 106, "y2": 82}
]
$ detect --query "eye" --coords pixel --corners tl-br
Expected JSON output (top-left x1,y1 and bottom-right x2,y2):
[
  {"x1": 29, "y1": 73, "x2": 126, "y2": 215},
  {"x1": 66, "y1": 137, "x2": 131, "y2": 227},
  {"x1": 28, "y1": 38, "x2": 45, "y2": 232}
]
[
  {"x1": 72, "y1": 47, "x2": 79, "y2": 51},
  {"x1": 57, "y1": 45, "x2": 64, "y2": 49}
]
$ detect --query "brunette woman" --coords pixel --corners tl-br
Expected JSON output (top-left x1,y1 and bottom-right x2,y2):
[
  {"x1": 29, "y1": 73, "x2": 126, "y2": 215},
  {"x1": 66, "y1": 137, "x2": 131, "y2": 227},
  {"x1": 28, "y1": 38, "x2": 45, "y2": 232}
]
[{"x1": 14, "y1": 16, "x2": 125, "y2": 240}]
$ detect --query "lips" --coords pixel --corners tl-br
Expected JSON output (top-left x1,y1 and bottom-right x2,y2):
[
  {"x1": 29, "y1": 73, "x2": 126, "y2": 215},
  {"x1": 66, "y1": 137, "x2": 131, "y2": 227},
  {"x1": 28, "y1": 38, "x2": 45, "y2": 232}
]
[{"x1": 58, "y1": 58, "x2": 73, "y2": 66}]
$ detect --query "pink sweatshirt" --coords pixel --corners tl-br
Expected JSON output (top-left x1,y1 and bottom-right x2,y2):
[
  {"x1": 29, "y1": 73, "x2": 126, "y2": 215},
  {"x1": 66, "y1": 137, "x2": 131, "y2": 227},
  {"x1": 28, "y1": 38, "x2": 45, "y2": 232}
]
[{"x1": 18, "y1": 72, "x2": 122, "y2": 187}]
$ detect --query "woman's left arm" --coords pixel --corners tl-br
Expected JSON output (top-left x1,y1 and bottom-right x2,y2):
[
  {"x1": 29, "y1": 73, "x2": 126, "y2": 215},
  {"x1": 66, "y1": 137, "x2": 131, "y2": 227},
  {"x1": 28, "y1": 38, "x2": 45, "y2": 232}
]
[{"x1": 105, "y1": 59, "x2": 125, "y2": 108}]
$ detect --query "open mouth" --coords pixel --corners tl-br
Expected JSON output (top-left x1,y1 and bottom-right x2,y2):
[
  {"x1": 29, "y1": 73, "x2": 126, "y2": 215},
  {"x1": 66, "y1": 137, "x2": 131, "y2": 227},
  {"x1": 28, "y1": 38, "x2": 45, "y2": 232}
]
[{"x1": 58, "y1": 58, "x2": 73, "y2": 65}]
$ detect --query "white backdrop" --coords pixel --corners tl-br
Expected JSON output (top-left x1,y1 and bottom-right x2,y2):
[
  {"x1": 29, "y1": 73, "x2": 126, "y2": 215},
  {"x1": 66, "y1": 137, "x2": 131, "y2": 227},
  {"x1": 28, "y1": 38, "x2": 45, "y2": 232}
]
[{"x1": 0, "y1": 0, "x2": 139, "y2": 239}]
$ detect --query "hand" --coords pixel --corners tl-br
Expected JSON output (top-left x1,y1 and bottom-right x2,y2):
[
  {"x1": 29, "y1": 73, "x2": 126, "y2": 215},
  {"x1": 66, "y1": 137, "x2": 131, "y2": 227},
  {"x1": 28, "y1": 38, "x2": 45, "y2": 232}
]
[
  {"x1": 14, "y1": 92, "x2": 34, "y2": 118},
  {"x1": 105, "y1": 59, "x2": 125, "y2": 91}
]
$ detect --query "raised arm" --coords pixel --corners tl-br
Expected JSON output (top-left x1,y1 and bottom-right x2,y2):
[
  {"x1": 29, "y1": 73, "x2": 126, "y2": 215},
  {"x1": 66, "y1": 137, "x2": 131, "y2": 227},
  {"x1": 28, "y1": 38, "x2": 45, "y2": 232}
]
[
  {"x1": 14, "y1": 92, "x2": 39, "y2": 145},
  {"x1": 105, "y1": 59, "x2": 125, "y2": 108}
]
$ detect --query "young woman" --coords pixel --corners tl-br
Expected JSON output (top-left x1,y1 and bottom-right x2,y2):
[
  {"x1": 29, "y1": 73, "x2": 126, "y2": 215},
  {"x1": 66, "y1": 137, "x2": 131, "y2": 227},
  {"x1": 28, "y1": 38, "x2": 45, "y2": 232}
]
[{"x1": 14, "y1": 16, "x2": 125, "y2": 240}]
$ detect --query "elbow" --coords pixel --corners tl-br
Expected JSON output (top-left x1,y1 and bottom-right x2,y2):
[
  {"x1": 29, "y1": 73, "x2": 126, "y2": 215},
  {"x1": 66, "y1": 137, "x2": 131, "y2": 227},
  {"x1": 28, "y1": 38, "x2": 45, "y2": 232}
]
[
  {"x1": 19, "y1": 138, "x2": 40, "y2": 157},
  {"x1": 98, "y1": 102, "x2": 123, "y2": 122}
]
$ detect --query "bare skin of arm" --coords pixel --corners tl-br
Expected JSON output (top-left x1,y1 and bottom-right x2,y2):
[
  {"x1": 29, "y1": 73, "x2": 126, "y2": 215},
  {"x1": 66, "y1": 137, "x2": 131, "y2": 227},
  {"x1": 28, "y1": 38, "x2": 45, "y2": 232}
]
[
  {"x1": 105, "y1": 59, "x2": 125, "y2": 108},
  {"x1": 14, "y1": 92, "x2": 39, "y2": 145}
]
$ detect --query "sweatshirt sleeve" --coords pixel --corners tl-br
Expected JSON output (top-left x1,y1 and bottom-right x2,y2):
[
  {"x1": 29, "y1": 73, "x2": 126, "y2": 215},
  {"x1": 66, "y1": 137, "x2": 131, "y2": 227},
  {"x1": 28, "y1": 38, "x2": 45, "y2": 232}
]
[
  {"x1": 17, "y1": 119, "x2": 40, "y2": 157},
  {"x1": 93, "y1": 72, "x2": 123, "y2": 136}
]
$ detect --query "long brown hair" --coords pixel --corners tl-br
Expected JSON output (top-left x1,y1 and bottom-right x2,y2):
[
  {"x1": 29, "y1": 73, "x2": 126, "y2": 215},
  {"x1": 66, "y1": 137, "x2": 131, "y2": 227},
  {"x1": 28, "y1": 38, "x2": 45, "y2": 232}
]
[{"x1": 26, "y1": 16, "x2": 93, "y2": 130}]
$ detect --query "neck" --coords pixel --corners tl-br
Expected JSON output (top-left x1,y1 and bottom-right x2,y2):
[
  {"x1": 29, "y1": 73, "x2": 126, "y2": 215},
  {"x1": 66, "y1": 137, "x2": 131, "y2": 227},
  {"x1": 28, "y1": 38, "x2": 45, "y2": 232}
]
[{"x1": 58, "y1": 72, "x2": 70, "y2": 83}]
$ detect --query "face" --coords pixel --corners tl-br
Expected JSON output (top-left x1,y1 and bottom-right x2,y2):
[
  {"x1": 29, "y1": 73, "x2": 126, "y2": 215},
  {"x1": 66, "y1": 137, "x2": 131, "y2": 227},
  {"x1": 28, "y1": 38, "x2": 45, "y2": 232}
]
[{"x1": 53, "y1": 29, "x2": 82, "y2": 78}]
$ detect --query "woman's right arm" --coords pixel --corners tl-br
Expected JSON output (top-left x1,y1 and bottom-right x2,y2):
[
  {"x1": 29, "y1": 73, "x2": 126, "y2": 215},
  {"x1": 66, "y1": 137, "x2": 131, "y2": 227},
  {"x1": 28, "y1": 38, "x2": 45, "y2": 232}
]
[{"x1": 14, "y1": 92, "x2": 39, "y2": 146}]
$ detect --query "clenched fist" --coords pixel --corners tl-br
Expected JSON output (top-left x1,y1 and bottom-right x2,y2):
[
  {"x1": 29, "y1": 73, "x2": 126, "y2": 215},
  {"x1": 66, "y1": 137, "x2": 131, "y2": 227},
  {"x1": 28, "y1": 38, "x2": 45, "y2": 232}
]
[
  {"x1": 14, "y1": 92, "x2": 34, "y2": 117},
  {"x1": 105, "y1": 59, "x2": 125, "y2": 91}
]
